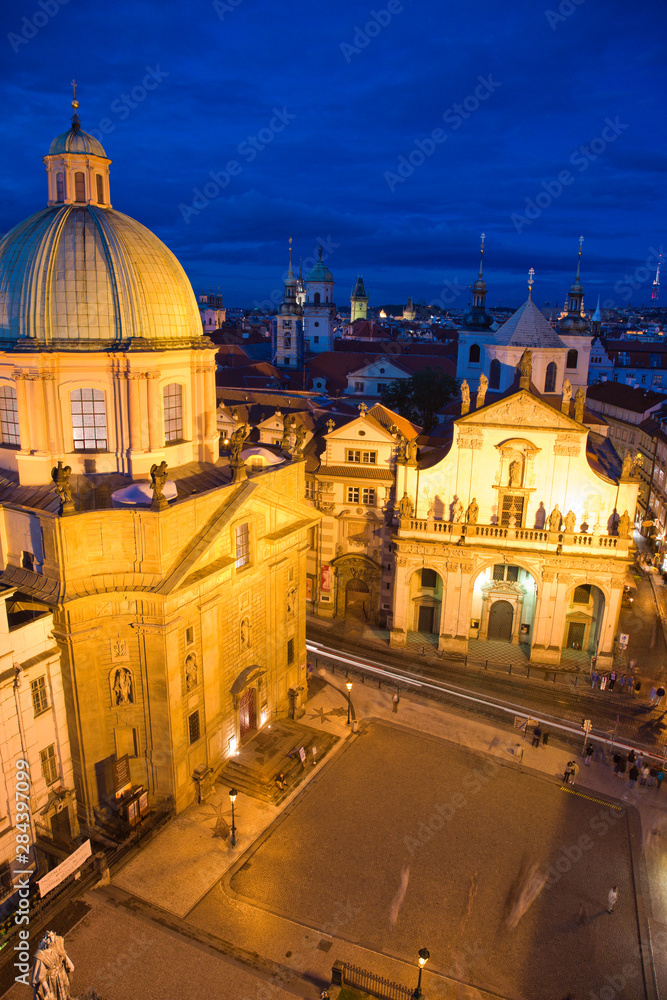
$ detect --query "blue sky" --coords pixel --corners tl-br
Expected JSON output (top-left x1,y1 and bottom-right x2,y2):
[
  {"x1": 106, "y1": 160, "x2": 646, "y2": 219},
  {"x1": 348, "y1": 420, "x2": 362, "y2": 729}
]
[{"x1": 1, "y1": 0, "x2": 665, "y2": 309}]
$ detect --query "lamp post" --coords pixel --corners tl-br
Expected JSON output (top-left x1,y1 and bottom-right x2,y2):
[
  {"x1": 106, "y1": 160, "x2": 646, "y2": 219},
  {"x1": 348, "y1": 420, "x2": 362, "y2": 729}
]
[
  {"x1": 412, "y1": 948, "x2": 429, "y2": 1000},
  {"x1": 229, "y1": 787, "x2": 237, "y2": 847},
  {"x1": 346, "y1": 680, "x2": 353, "y2": 725}
]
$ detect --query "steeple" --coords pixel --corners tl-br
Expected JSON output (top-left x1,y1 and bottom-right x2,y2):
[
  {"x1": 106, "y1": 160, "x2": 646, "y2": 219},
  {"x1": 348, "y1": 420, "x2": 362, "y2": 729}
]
[
  {"x1": 351, "y1": 274, "x2": 368, "y2": 322},
  {"x1": 591, "y1": 295, "x2": 602, "y2": 335},
  {"x1": 462, "y1": 233, "x2": 494, "y2": 328},
  {"x1": 281, "y1": 237, "x2": 300, "y2": 315},
  {"x1": 527, "y1": 267, "x2": 535, "y2": 300},
  {"x1": 558, "y1": 236, "x2": 590, "y2": 335}
]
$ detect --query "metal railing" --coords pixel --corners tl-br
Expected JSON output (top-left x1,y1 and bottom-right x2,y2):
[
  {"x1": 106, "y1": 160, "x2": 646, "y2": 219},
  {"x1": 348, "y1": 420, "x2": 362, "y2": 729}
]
[{"x1": 337, "y1": 962, "x2": 413, "y2": 1000}]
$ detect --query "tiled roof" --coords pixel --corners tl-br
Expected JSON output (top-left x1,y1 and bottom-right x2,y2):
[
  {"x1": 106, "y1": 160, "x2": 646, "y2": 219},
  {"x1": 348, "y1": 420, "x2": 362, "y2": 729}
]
[
  {"x1": 317, "y1": 465, "x2": 394, "y2": 481},
  {"x1": 493, "y1": 298, "x2": 566, "y2": 348},
  {"x1": 586, "y1": 382, "x2": 664, "y2": 413},
  {"x1": 367, "y1": 403, "x2": 421, "y2": 438}
]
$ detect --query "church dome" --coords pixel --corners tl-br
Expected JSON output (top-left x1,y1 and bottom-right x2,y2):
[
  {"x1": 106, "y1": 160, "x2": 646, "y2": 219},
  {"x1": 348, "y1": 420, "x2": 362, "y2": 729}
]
[
  {"x1": 48, "y1": 123, "x2": 108, "y2": 158},
  {"x1": 0, "y1": 205, "x2": 204, "y2": 351},
  {"x1": 307, "y1": 247, "x2": 334, "y2": 282}
]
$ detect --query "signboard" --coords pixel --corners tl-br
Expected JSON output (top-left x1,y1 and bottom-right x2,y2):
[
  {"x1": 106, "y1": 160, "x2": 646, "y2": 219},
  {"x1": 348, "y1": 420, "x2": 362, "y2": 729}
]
[
  {"x1": 38, "y1": 839, "x2": 92, "y2": 898},
  {"x1": 113, "y1": 754, "x2": 131, "y2": 797},
  {"x1": 139, "y1": 791, "x2": 149, "y2": 818},
  {"x1": 298, "y1": 747, "x2": 306, "y2": 763},
  {"x1": 320, "y1": 565, "x2": 331, "y2": 593},
  {"x1": 619, "y1": 633, "x2": 629, "y2": 649}
]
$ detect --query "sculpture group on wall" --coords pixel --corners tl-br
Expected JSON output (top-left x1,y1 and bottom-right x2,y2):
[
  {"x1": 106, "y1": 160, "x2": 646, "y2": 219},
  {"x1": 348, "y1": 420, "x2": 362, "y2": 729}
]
[{"x1": 185, "y1": 652, "x2": 198, "y2": 692}]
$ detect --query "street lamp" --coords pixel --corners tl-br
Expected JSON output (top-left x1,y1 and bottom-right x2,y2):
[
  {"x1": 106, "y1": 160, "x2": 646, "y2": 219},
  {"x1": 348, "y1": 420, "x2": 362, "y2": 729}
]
[
  {"x1": 346, "y1": 680, "x2": 353, "y2": 725},
  {"x1": 229, "y1": 787, "x2": 237, "y2": 847},
  {"x1": 412, "y1": 948, "x2": 429, "y2": 1000}
]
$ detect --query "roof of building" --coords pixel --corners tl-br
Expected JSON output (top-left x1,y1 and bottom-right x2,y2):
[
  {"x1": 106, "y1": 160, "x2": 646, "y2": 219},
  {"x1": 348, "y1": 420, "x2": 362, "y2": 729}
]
[
  {"x1": 352, "y1": 276, "x2": 367, "y2": 297},
  {"x1": 586, "y1": 382, "x2": 664, "y2": 413},
  {"x1": 47, "y1": 118, "x2": 108, "y2": 158},
  {"x1": 308, "y1": 351, "x2": 456, "y2": 393},
  {"x1": 306, "y1": 248, "x2": 334, "y2": 283},
  {"x1": 493, "y1": 297, "x2": 566, "y2": 349},
  {"x1": 216, "y1": 362, "x2": 288, "y2": 390}
]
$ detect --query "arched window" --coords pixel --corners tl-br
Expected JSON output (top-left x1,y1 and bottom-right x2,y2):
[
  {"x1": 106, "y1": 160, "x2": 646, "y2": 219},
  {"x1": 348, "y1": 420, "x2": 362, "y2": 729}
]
[
  {"x1": 96, "y1": 174, "x2": 104, "y2": 204},
  {"x1": 468, "y1": 343, "x2": 480, "y2": 364},
  {"x1": 74, "y1": 172, "x2": 86, "y2": 203},
  {"x1": 163, "y1": 383, "x2": 183, "y2": 443},
  {"x1": 56, "y1": 172, "x2": 65, "y2": 202},
  {"x1": 0, "y1": 386, "x2": 20, "y2": 447},
  {"x1": 71, "y1": 388, "x2": 107, "y2": 451},
  {"x1": 489, "y1": 359, "x2": 501, "y2": 390},
  {"x1": 566, "y1": 349, "x2": 578, "y2": 369},
  {"x1": 544, "y1": 361, "x2": 557, "y2": 393},
  {"x1": 314, "y1": 292, "x2": 320, "y2": 305}
]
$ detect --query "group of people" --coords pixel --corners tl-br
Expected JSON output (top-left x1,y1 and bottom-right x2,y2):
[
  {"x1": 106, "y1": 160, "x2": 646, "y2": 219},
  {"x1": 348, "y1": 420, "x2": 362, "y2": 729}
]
[
  {"x1": 612, "y1": 749, "x2": 665, "y2": 788},
  {"x1": 590, "y1": 669, "x2": 640, "y2": 695}
]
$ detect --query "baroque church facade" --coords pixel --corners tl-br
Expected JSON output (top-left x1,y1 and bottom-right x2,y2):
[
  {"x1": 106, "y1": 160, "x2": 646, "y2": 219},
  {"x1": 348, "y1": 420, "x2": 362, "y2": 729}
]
[{"x1": 0, "y1": 109, "x2": 317, "y2": 823}]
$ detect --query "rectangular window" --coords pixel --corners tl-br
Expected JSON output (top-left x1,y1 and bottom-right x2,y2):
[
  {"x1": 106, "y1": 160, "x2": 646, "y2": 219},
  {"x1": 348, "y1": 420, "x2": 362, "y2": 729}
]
[
  {"x1": 40, "y1": 744, "x2": 58, "y2": 785},
  {"x1": 235, "y1": 523, "x2": 250, "y2": 569},
  {"x1": 96, "y1": 174, "x2": 104, "y2": 205},
  {"x1": 506, "y1": 565, "x2": 519, "y2": 582},
  {"x1": 493, "y1": 564, "x2": 505, "y2": 581},
  {"x1": 650, "y1": 354, "x2": 661, "y2": 368},
  {"x1": 500, "y1": 494, "x2": 525, "y2": 527},
  {"x1": 354, "y1": 382, "x2": 364, "y2": 392},
  {"x1": 284, "y1": 357, "x2": 291, "y2": 366},
  {"x1": 313, "y1": 336, "x2": 319, "y2": 344},
  {"x1": 347, "y1": 450, "x2": 361, "y2": 463},
  {"x1": 31, "y1": 676, "x2": 48, "y2": 716},
  {"x1": 641, "y1": 375, "x2": 647, "y2": 384},
  {"x1": 283, "y1": 320, "x2": 292, "y2": 329},
  {"x1": 347, "y1": 487, "x2": 360, "y2": 504},
  {"x1": 284, "y1": 335, "x2": 291, "y2": 348},
  {"x1": 0, "y1": 386, "x2": 20, "y2": 447},
  {"x1": 421, "y1": 568, "x2": 437, "y2": 588},
  {"x1": 573, "y1": 584, "x2": 591, "y2": 604},
  {"x1": 185, "y1": 626, "x2": 194, "y2": 645},
  {"x1": 362, "y1": 452, "x2": 377, "y2": 464},
  {"x1": 305, "y1": 480, "x2": 315, "y2": 499},
  {"x1": 163, "y1": 383, "x2": 183, "y2": 443},
  {"x1": 287, "y1": 638, "x2": 294, "y2": 664},
  {"x1": 362, "y1": 487, "x2": 376, "y2": 506},
  {"x1": 56, "y1": 172, "x2": 65, "y2": 202},
  {"x1": 74, "y1": 171, "x2": 86, "y2": 203},
  {"x1": 71, "y1": 388, "x2": 107, "y2": 451},
  {"x1": 377, "y1": 383, "x2": 387, "y2": 393},
  {"x1": 188, "y1": 710, "x2": 200, "y2": 745}
]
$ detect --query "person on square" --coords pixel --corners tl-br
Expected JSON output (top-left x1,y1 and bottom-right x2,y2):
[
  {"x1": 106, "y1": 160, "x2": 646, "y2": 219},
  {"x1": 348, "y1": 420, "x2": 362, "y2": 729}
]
[
  {"x1": 532, "y1": 724, "x2": 542, "y2": 748},
  {"x1": 584, "y1": 743, "x2": 594, "y2": 766}
]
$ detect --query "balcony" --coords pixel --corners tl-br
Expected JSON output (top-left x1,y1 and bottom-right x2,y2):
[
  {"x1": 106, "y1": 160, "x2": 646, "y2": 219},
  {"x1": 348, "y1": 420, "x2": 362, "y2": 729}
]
[{"x1": 394, "y1": 517, "x2": 631, "y2": 557}]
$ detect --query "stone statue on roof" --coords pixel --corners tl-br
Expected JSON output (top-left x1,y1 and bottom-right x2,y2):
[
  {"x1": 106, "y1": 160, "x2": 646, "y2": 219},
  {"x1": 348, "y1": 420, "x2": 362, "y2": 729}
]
[
  {"x1": 230, "y1": 424, "x2": 249, "y2": 463},
  {"x1": 30, "y1": 929, "x2": 74, "y2": 999},
  {"x1": 548, "y1": 504, "x2": 561, "y2": 532},
  {"x1": 150, "y1": 461, "x2": 169, "y2": 511},
  {"x1": 617, "y1": 510, "x2": 632, "y2": 538},
  {"x1": 281, "y1": 414, "x2": 295, "y2": 452},
  {"x1": 465, "y1": 498, "x2": 479, "y2": 524},
  {"x1": 397, "y1": 493, "x2": 413, "y2": 519},
  {"x1": 51, "y1": 461, "x2": 75, "y2": 516},
  {"x1": 293, "y1": 423, "x2": 307, "y2": 458},
  {"x1": 518, "y1": 350, "x2": 532, "y2": 384},
  {"x1": 621, "y1": 453, "x2": 633, "y2": 479}
]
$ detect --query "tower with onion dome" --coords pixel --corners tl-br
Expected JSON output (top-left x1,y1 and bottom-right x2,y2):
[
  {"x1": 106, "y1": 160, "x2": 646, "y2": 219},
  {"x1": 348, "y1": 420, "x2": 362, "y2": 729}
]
[{"x1": 303, "y1": 247, "x2": 336, "y2": 353}]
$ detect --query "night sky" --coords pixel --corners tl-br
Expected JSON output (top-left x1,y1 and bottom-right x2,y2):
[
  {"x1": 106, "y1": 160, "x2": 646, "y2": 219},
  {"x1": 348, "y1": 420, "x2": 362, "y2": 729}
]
[{"x1": 1, "y1": 0, "x2": 665, "y2": 310}]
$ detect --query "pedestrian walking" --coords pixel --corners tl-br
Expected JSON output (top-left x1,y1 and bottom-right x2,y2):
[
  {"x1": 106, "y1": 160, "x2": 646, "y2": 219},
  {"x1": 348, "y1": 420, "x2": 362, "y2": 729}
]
[
  {"x1": 619, "y1": 674, "x2": 627, "y2": 693},
  {"x1": 627, "y1": 749, "x2": 636, "y2": 765},
  {"x1": 542, "y1": 729, "x2": 550, "y2": 746},
  {"x1": 609, "y1": 671, "x2": 617, "y2": 691},
  {"x1": 657, "y1": 768, "x2": 664, "y2": 790},
  {"x1": 570, "y1": 761, "x2": 580, "y2": 783},
  {"x1": 649, "y1": 766, "x2": 658, "y2": 787},
  {"x1": 629, "y1": 658, "x2": 637, "y2": 673},
  {"x1": 584, "y1": 742, "x2": 594, "y2": 765},
  {"x1": 627, "y1": 676, "x2": 635, "y2": 696},
  {"x1": 392, "y1": 691, "x2": 399, "y2": 713},
  {"x1": 563, "y1": 761, "x2": 574, "y2": 784},
  {"x1": 656, "y1": 685, "x2": 665, "y2": 708},
  {"x1": 600, "y1": 673, "x2": 608, "y2": 691},
  {"x1": 618, "y1": 756, "x2": 627, "y2": 779},
  {"x1": 591, "y1": 670, "x2": 599, "y2": 689},
  {"x1": 613, "y1": 753, "x2": 621, "y2": 775},
  {"x1": 649, "y1": 686, "x2": 657, "y2": 706},
  {"x1": 629, "y1": 765, "x2": 639, "y2": 788},
  {"x1": 607, "y1": 886, "x2": 618, "y2": 913},
  {"x1": 640, "y1": 765, "x2": 649, "y2": 786},
  {"x1": 532, "y1": 724, "x2": 542, "y2": 748}
]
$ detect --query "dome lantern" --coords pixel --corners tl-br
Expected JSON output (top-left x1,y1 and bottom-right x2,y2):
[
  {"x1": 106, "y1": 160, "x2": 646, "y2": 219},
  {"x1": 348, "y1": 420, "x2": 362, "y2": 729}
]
[{"x1": 43, "y1": 91, "x2": 112, "y2": 208}]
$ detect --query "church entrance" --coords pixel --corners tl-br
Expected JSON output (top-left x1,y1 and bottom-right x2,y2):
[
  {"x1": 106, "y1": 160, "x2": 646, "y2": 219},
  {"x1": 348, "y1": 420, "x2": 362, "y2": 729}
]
[
  {"x1": 345, "y1": 578, "x2": 369, "y2": 621},
  {"x1": 417, "y1": 605, "x2": 435, "y2": 634},
  {"x1": 239, "y1": 687, "x2": 256, "y2": 738},
  {"x1": 487, "y1": 600, "x2": 513, "y2": 641},
  {"x1": 567, "y1": 621, "x2": 586, "y2": 649}
]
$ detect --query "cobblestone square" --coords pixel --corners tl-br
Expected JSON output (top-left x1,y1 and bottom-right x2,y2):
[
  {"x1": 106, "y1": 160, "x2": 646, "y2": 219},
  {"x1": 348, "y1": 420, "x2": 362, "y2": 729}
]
[{"x1": 228, "y1": 722, "x2": 644, "y2": 1000}]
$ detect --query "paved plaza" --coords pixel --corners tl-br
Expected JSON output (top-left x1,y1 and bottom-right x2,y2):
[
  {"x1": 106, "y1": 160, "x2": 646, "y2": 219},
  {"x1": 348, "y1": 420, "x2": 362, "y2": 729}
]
[{"x1": 225, "y1": 722, "x2": 644, "y2": 1000}]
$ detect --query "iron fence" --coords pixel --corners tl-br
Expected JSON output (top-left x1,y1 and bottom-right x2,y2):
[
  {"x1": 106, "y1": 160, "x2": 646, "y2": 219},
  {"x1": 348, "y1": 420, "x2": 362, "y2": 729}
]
[{"x1": 342, "y1": 962, "x2": 413, "y2": 1000}]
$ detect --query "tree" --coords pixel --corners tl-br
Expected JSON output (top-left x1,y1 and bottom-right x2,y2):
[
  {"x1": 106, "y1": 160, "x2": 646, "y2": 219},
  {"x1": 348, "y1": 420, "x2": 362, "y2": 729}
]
[{"x1": 381, "y1": 367, "x2": 459, "y2": 432}]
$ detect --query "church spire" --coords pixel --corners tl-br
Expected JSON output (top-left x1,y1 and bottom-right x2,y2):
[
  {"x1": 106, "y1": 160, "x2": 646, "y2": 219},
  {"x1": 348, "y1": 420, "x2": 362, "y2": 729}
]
[
  {"x1": 478, "y1": 231, "x2": 485, "y2": 278},
  {"x1": 287, "y1": 236, "x2": 294, "y2": 280},
  {"x1": 527, "y1": 267, "x2": 535, "y2": 299}
]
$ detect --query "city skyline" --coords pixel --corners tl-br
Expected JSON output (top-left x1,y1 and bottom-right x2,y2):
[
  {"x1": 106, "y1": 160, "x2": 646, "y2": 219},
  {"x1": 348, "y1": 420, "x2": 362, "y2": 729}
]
[{"x1": 0, "y1": 0, "x2": 665, "y2": 307}]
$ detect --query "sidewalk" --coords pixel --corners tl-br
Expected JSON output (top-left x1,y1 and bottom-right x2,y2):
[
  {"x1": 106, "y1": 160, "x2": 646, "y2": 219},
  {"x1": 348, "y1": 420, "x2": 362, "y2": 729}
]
[{"x1": 102, "y1": 667, "x2": 666, "y2": 1000}]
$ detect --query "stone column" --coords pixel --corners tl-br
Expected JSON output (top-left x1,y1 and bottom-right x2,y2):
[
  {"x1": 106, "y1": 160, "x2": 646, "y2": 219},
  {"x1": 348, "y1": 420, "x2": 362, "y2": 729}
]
[
  {"x1": 146, "y1": 372, "x2": 162, "y2": 451},
  {"x1": 203, "y1": 363, "x2": 218, "y2": 462},
  {"x1": 30, "y1": 377, "x2": 49, "y2": 453},
  {"x1": 128, "y1": 374, "x2": 144, "y2": 453},
  {"x1": 389, "y1": 558, "x2": 409, "y2": 647},
  {"x1": 14, "y1": 375, "x2": 31, "y2": 452},
  {"x1": 43, "y1": 374, "x2": 60, "y2": 454}
]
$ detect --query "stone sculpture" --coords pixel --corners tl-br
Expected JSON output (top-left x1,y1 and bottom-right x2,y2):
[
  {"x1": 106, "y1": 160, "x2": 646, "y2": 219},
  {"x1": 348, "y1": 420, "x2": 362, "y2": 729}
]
[
  {"x1": 150, "y1": 460, "x2": 169, "y2": 510},
  {"x1": 465, "y1": 498, "x2": 479, "y2": 524},
  {"x1": 564, "y1": 510, "x2": 576, "y2": 533},
  {"x1": 397, "y1": 493, "x2": 413, "y2": 519},
  {"x1": 548, "y1": 504, "x2": 561, "y2": 532},
  {"x1": 51, "y1": 461, "x2": 75, "y2": 515},
  {"x1": 30, "y1": 930, "x2": 74, "y2": 1000}
]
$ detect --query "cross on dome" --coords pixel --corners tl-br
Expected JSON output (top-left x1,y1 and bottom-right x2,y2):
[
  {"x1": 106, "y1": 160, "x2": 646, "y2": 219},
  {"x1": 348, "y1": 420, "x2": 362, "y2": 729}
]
[{"x1": 528, "y1": 267, "x2": 535, "y2": 297}]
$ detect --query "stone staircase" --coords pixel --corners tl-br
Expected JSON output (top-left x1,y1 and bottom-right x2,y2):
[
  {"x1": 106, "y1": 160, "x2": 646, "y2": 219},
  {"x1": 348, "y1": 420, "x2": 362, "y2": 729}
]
[{"x1": 217, "y1": 719, "x2": 339, "y2": 803}]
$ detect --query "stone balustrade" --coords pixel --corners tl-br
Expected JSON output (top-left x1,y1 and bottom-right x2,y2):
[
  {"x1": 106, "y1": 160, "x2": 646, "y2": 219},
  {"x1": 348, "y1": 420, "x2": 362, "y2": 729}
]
[{"x1": 396, "y1": 516, "x2": 630, "y2": 554}]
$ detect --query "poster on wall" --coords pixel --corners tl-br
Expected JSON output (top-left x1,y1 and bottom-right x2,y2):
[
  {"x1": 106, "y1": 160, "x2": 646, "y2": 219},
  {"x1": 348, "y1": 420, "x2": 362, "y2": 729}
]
[
  {"x1": 320, "y1": 565, "x2": 331, "y2": 592},
  {"x1": 306, "y1": 577, "x2": 313, "y2": 601}
]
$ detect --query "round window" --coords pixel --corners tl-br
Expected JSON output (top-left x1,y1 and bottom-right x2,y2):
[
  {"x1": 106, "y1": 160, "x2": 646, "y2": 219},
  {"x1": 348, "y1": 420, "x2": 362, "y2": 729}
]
[
  {"x1": 314, "y1": 322, "x2": 319, "y2": 327},
  {"x1": 380, "y1": 368, "x2": 385, "y2": 373}
]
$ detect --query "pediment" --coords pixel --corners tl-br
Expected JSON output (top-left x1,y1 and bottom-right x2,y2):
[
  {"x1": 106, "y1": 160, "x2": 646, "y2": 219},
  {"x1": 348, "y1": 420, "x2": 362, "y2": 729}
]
[
  {"x1": 459, "y1": 390, "x2": 584, "y2": 432},
  {"x1": 348, "y1": 357, "x2": 409, "y2": 380}
]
